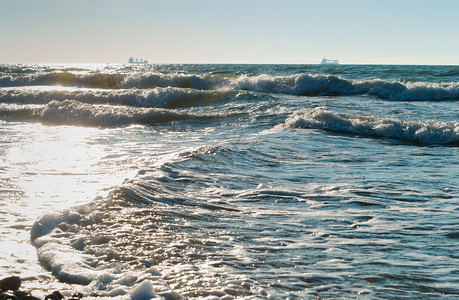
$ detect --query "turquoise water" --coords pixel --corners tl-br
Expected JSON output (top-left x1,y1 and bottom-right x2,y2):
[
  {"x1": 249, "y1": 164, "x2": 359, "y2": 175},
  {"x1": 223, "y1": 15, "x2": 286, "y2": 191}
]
[{"x1": 1, "y1": 64, "x2": 458, "y2": 298}]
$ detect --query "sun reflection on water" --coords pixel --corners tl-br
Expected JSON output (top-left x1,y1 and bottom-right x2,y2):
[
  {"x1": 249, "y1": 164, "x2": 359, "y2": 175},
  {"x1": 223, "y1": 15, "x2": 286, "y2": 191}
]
[
  {"x1": 1, "y1": 122, "x2": 133, "y2": 291},
  {"x1": 6, "y1": 124, "x2": 118, "y2": 217}
]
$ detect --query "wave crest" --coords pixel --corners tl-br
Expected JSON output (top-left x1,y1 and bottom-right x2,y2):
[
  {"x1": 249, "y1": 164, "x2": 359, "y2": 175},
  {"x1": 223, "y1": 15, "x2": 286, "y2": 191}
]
[
  {"x1": 355, "y1": 80, "x2": 459, "y2": 101},
  {"x1": 286, "y1": 108, "x2": 459, "y2": 145},
  {"x1": 1, "y1": 71, "x2": 458, "y2": 101},
  {"x1": 0, "y1": 87, "x2": 238, "y2": 108},
  {"x1": 0, "y1": 72, "x2": 125, "y2": 89},
  {"x1": 122, "y1": 72, "x2": 207, "y2": 89},
  {"x1": 0, "y1": 100, "x2": 225, "y2": 127},
  {"x1": 229, "y1": 73, "x2": 459, "y2": 101}
]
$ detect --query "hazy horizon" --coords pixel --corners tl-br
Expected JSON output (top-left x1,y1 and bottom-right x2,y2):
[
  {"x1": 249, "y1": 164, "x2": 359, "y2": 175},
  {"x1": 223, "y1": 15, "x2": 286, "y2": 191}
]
[
  {"x1": 1, "y1": 0, "x2": 458, "y2": 65},
  {"x1": 3, "y1": 62, "x2": 459, "y2": 66}
]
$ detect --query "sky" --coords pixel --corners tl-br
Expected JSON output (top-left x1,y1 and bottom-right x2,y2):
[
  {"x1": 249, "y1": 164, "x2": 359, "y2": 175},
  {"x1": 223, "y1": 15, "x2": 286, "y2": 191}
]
[{"x1": 0, "y1": 0, "x2": 458, "y2": 65}]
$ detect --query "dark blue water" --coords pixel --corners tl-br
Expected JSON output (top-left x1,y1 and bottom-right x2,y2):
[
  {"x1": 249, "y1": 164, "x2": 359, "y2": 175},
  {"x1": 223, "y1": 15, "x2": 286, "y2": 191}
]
[{"x1": 1, "y1": 64, "x2": 458, "y2": 298}]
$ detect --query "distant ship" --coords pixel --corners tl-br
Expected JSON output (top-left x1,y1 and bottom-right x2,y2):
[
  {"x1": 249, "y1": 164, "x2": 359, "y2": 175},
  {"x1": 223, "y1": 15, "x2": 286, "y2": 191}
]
[
  {"x1": 321, "y1": 58, "x2": 339, "y2": 65},
  {"x1": 128, "y1": 57, "x2": 148, "y2": 64}
]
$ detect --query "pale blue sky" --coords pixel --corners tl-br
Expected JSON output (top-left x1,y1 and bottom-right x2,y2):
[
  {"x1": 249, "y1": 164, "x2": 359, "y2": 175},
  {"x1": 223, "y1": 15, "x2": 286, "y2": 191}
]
[{"x1": 1, "y1": 0, "x2": 458, "y2": 64}]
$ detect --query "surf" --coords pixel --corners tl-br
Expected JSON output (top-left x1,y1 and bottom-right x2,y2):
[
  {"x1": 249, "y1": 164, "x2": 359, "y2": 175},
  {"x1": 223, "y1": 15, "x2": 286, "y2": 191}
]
[{"x1": 286, "y1": 107, "x2": 459, "y2": 145}]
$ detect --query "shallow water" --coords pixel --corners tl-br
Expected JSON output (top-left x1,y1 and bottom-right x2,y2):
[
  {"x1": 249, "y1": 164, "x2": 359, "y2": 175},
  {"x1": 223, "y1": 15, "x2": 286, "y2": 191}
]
[{"x1": 1, "y1": 64, "x2": 458, "y2": 298}]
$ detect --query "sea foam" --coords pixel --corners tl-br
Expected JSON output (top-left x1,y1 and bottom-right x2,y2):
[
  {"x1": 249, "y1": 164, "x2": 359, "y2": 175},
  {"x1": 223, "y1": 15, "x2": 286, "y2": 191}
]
[
  {"x1": 286, "y1": 107, "x2": 459, "y2": 145},
  {"x1": 0, "y1": 100, "x2": 226, "y2": 127},
  {"x1": 30, "y1": 202, "x2": 178, "y2": 298},
  {"x1": 2, "y1": 72, "x2": 458, "y2": 101},
  {"x1": 0, "y1": 86, "x2": 235, "y2": 108}
]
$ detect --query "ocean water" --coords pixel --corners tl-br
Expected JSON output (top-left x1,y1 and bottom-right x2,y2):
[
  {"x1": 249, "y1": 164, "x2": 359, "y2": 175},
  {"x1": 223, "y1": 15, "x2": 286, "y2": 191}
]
[{"x1": 0, "y1": 63, "x2": 458, "y2": 299}]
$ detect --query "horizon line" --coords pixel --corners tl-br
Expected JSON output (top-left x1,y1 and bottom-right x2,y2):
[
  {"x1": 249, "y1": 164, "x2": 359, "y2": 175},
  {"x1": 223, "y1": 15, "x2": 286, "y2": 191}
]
[{"x1": 1, "y1": 61, "x2": 458, "y2": 66}]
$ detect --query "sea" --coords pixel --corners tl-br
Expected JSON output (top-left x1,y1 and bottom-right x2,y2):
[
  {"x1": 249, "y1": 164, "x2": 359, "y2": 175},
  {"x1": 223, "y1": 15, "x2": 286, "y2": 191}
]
[{"x1": 0, "y1": 63, "x2": 458, "y2": 299}]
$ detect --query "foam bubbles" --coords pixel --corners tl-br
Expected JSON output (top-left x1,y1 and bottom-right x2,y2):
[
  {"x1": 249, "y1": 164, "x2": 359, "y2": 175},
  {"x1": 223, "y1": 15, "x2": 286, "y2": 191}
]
[
  {"x1": 286, "y1": 107, "x2": 459, "y2": 145},
  {"x1": 2, "y1": 72, "x2": 459, "y2": 102},
  {"x1": 0, "y1": 100, "x2": 228, "y2": 127},
  {"x1": 129, "y1": 280, "x2": 156, "y2": 300},
  {"x1": 0, "y1": 86, "x2": 232, "y2": 108}
]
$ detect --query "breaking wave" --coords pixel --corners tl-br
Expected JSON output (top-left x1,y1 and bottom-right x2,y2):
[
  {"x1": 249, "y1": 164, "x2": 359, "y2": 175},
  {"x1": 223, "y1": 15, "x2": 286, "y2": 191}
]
[
  {"x1": 30, "y1": 199, "x2": 180, "y2": 297},
  {"x1": 0, "y1": 72, "x2": 125, "y2": 89},
  {"x1": 0, "y1": 87, "x2": 240, "y2": 108},
  {"x1": 1, "y1": 72, "x2": 458, "y2": 101},
  {"x1": 0, "y1": 100, "x2": 228, "y2": 127},
  {"x1": 229, "y1": 74, "x2": 459, "y2": 101},
  {"x1": 122, "y1": 72, "x2": 209, "y2": 89},
  {"x1": 28, "y1": 148, "x2": 248, "y2": 297},
  {"x1": 286, "y1": 108, "x2": 459, "y2": 146},
  {"x1": 123, "y1": 73, "x2": 459, "y2": 101}
]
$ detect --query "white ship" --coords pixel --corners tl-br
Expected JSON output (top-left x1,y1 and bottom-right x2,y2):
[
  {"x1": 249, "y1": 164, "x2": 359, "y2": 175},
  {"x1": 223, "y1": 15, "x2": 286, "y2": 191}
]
[
  {"x1": 128, "y1": 57, "x2": 148, "y2": 64},
  {"x1": 321, "y1": 58, "x2": 339, "y2": 65}
]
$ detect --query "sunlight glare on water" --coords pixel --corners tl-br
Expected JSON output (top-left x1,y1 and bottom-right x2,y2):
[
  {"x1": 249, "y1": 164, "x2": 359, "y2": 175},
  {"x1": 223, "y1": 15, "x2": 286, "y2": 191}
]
[
  {"x1": 1, "y1": 123, "x2": 136, "y2": 296},
  {"x1": 0, "y1": 63, "x2": 457, "y2": 298},
  {"x1": 6, "y1": 124, "x2": 110, "y2": 216}
]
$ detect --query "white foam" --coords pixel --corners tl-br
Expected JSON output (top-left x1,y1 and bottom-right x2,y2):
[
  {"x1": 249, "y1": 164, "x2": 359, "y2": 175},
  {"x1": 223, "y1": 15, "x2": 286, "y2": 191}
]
[
  {"x1": 0, "y1": 86, "x2": 221, "y2": 108},
  {"x1": 226, "y1": 73, "x2": 459, "y2": 100},
  {"x1": 32, "y1": 100, "x2": 201, "y2": 127},
  {"x1": 31, "y1": 211, "x2": 82, "y2": 242},
  {"x1": 286, "y1": 107, "x2": 459, "y2": 145},
  {"x1": 2, "y1": 73, "x2": 458, "y2": 102},
  {"x1": 355, "y1": 80, "x2": 459, "y2": 101},
  {"x1": 36, "y1": 242, "x2": 113, "y2": 285},
  {"x1": 31, "y1": 206, "x2": 176, "y2": 297},
  {"x1": 128, "y1": 280, "x2": 156, "y2": 300}
]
